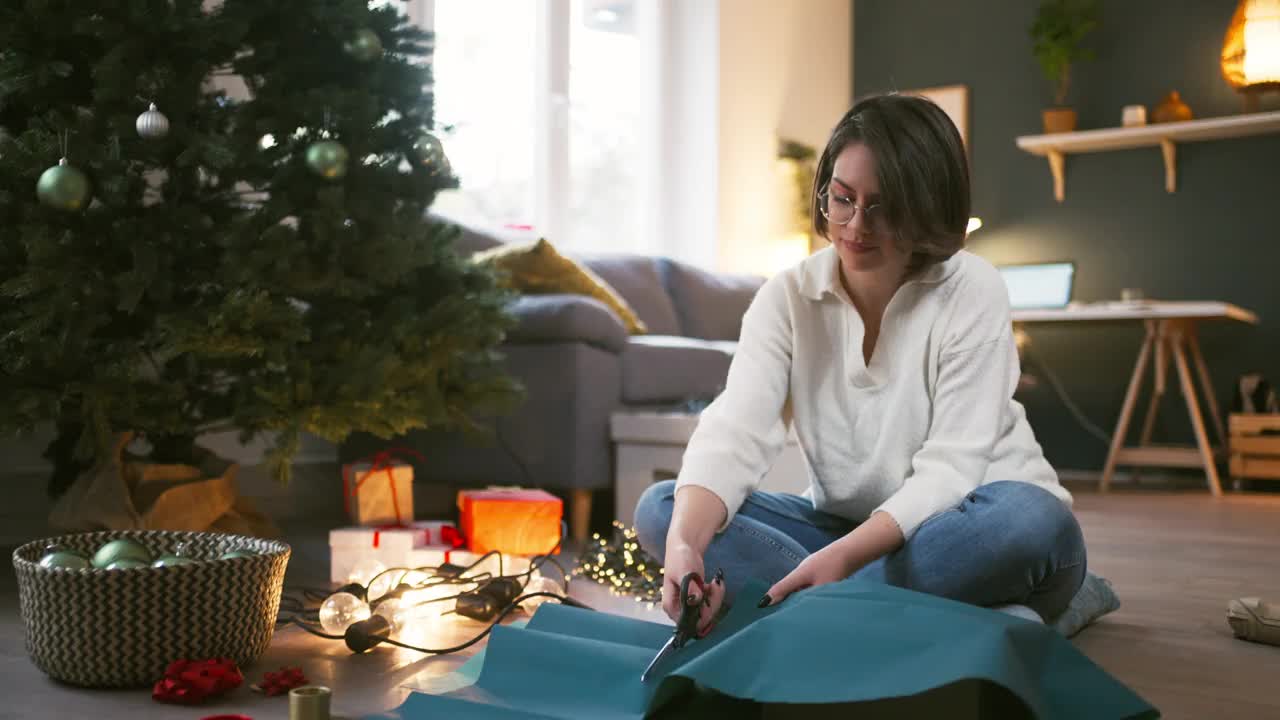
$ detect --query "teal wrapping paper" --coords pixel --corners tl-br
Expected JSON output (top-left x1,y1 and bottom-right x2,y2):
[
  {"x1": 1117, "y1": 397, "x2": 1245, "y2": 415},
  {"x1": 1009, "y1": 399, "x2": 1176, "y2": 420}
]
[{"x1": 372, "y1": 578, "x2": 1158, "y2": 719}]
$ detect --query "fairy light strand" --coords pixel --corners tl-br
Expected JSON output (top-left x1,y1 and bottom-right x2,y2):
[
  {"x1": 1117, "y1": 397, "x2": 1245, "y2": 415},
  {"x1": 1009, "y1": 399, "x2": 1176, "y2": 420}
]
[{"x1": 573, "y1": 521, "x2": 663, "y2": 609}]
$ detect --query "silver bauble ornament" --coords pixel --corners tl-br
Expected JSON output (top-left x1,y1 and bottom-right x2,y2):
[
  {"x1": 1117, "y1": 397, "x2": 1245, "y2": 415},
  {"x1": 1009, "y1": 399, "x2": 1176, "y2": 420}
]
[
  {"x1": 412, "y1": 132, "x2": 450, "y2": 175},
  {"x1": 136, "y1": 102, "x2": 170, "y2": 139},
  {"x1": 344, "y1": 28, "x2": 384, "y2": 62},
  {"x1": 306, "y1": 139, "x2": 349, "y2": 179},
  {"x1": 36, "y1": 158, "x2": 91, "y2": 211}
]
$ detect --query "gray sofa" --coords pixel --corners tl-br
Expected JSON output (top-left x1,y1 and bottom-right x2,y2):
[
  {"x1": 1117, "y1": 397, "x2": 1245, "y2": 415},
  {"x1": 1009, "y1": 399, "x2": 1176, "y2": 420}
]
[{"x1": 341, "y1": 218, "x2": 764, "y2": 541}]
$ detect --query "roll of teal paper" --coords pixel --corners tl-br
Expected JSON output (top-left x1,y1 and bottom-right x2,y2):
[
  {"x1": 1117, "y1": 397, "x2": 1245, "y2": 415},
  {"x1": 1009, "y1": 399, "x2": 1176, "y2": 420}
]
[{"x1": 378, "y1": 579, "x2": 1158, "y2": 720}]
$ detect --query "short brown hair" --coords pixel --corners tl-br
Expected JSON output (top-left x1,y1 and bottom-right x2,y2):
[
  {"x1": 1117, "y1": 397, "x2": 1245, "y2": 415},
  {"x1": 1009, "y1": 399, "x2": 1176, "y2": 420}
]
[{"x1": 811, "y1": 93, "x2": 970, "y2": 272}]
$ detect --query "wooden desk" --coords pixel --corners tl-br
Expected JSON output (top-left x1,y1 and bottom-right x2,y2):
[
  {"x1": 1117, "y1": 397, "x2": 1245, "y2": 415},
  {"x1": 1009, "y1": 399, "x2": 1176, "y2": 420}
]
[{"x1": 1013, "y1": 301, "x2": 1260, "y2": 495}]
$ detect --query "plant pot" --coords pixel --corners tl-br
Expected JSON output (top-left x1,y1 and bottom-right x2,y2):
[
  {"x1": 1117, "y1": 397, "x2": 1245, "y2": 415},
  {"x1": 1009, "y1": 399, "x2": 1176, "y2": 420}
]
[{"x1": 1041, "y1": 107, "x2": 1078, "y2": 134}]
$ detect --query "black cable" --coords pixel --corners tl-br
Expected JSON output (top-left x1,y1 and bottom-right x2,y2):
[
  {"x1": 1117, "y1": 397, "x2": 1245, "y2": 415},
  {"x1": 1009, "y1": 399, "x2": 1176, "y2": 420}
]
[
  {"x1": 380, "y1": 591, "x2": 590, "y2": 655},
  {"x1": 493, "y1": 416, "x2": 535, "y2": 488},
  {"x1": 291, "y1": 618, "x2": 343, "y2": 640},
  {"x1": 521, "y1": 554, "x2": 570, "y2": 591},
  {"x1": 289, "y1": 591, "x2": 590, "y2": 654},
  {"x1": 1024, "y1": 343, "x2": 1112, "y2": 446},
  {"x1": 363, "y1": 550, "x2": 504, "y2": 604}
]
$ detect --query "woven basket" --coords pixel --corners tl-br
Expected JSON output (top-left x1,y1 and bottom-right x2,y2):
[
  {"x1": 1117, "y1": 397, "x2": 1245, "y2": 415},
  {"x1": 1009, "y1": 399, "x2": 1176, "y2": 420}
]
[{"x1": 12, "y1": 530, "x2": 290, "y2": 688}]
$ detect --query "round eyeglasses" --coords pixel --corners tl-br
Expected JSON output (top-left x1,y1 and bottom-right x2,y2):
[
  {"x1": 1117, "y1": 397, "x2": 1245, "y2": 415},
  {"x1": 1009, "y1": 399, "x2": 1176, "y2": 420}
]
[{"x1": 818, "y1": 184, "x2": 889, "y2": 234}]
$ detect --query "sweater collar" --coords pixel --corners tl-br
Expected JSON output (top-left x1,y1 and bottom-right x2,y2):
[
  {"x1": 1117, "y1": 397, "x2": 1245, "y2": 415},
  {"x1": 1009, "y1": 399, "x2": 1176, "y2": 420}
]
[{"x1": 798, "y1": 246, "x2": 965, "y2": 301}]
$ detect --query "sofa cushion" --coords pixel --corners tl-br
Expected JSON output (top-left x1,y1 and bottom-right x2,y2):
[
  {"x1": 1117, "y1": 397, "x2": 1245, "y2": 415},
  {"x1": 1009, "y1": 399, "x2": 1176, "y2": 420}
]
[
  {"x1": 620, "y1": 336, "x2": 736, "y2": 405},
  {"x1": 579, "y1": 255, "x2": 682, "y2": 337},
  {"x1": 505, "y1": 294, "x2": 628, "y2": 353},
  {"x1": 662, "y1": 259, "x2": 764, "y2": 341},
  {"x1": 430, "y1": 212, "x2": 536, "y2": 256},
  {"x1": 473, "y1": 238, "x2": 648, "y2": 334}
]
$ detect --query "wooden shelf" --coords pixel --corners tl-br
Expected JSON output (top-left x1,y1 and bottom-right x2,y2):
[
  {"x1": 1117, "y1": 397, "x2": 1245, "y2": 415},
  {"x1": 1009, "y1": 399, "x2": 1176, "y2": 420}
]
[{"x1": 1015, "y1": 110, "x2": 1280, "y2": 202}]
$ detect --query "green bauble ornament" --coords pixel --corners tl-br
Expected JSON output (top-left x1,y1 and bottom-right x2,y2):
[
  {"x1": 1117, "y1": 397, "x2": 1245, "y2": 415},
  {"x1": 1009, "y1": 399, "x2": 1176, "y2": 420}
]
[
  {"x1": 36, "y1": 158, "x2": 91, "y2": 211},
  {"x1": 93, "y1": 538, "x2": 152, "y2": 568},
  {"x1": 220, "y1": 550, "x2": 255, "y2": 560},
  {"x1": 39, "y1": 551, "x2": 90, "y2": 570},
  {"x1": 152, "y1": 554, "x2": 196, "y2": 568},
  {"x1": 105, "y1": 558, "x2": 149, "y2": 570},
  {"x1": 306, "y1": 140, "x2": 349, "y2": 179},
  {"x1": 344, "y1": 28, "x2": 384, "y2": 62},
  {"x1": 412, "y1": 132, "x2": 450, "y2": 175}
]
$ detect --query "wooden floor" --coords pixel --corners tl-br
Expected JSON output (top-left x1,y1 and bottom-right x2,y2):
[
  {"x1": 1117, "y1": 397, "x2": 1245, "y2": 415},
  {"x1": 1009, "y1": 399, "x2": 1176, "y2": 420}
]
[
  {"x1": 1067, "y1": 488, "x2": 1280, "y2": 720},
  {"x1": 3, "y1": 488, "x2": 1279, "y2": 719}
]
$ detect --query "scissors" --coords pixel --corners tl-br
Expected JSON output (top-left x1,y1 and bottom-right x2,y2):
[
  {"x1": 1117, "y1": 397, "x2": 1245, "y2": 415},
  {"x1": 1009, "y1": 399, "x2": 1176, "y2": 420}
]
[{"x1": 640, "y1": 569, "x2": 722, "y2": 682}]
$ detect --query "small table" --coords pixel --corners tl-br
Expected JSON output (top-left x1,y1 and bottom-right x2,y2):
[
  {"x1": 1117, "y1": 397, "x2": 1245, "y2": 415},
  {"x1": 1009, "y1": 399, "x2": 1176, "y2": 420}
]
[
  {"x1": 610, "y1": 410, "x2": 809, "y2": 526},
  {"x1": 1013, "y1": 301, "x2": 1259, "y2": 495}
]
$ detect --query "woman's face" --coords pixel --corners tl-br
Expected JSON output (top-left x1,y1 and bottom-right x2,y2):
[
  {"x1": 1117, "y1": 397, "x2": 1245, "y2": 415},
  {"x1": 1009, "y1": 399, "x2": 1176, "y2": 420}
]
[{"x1": 826, "y1": 142, "x2": 912, "y2": 278}]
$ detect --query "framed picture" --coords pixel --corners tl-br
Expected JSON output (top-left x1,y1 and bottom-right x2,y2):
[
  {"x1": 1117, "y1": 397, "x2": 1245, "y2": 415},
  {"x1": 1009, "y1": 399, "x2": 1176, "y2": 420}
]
[{"x1": 908, "y1": 84, "x2": 970, "y2": 150}]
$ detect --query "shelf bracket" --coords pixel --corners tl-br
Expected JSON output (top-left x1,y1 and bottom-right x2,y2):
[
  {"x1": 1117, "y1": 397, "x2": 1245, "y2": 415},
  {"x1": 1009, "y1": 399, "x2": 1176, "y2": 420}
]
[
  {"x1": 1160, "y1": 138, "x2": 1176, "y2": 193},
  {"x1": 1047, "y1": 150, "x2": 1065, "y2": 203}
]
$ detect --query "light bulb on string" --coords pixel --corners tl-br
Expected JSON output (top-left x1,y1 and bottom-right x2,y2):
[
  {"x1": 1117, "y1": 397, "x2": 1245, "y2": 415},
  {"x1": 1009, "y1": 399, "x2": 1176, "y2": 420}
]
[
  {"x1": 368, "y1": 568, "x2": 407, "y2": 602},
  {"x1": 319, "y1": 592, "x2": 371, "y2": 635},
  {"x1": 520, "y1": 575, "x2": 564, "y2": 613},
  {"x1": 348, "y1": 557, "x2": 386, "y2": 589}
]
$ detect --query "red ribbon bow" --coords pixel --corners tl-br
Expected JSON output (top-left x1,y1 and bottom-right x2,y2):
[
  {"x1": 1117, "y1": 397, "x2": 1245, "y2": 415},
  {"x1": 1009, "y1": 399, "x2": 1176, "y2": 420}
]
[
  {"x1": 440, "y1": 524, "x2": 465, "y2": 549},
  {"x1": 152, "y1": 658, "x2": 243, "y2": 705},
  {"x1": 343, "y1": 447, "x2": 426, "y2": 526},
  {"x1": 252, "y1": 666, "x2": 308, "y2": 697}
]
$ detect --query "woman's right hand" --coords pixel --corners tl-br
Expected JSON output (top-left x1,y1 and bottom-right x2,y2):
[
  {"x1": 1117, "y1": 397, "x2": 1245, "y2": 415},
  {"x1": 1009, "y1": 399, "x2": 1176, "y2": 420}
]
[{"x1": 662, "y1": 540, "x2": 724, "y2": 633}]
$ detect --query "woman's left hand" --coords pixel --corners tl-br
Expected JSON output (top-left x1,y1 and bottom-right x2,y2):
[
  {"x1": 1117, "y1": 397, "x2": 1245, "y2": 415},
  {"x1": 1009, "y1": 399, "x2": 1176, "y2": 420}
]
[{"x1": 759, "y1": 542, "x2": 858, "y2": 607}]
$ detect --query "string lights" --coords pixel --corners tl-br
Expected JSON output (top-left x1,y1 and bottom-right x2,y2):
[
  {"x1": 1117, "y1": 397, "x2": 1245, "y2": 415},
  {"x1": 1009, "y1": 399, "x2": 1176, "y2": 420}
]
[
  {"x1": 574, "y1": 521, "x2": 664, "y2": 608},
  {"x1": 282, "y1": 551, "x2": 585, "y2": 655}
]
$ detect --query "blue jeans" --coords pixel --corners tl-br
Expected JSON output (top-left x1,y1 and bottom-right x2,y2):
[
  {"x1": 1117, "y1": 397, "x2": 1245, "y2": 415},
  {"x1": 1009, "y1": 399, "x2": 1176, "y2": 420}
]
[{"x1": 633, "y1": 480, "x2": 1087, "y2": 622}]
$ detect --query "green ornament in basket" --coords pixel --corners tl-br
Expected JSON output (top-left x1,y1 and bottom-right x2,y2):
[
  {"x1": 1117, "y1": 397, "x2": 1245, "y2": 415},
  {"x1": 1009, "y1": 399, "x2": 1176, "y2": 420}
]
[{"x1": 38, "y1": 538, "x2": 256, "y2": 570}]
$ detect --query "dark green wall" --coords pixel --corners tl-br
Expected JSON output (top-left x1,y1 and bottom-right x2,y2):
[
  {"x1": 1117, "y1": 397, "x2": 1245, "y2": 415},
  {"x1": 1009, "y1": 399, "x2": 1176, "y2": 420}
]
[{"x1": 854, "y1": 0, "x2": 1280, "y2": 472}]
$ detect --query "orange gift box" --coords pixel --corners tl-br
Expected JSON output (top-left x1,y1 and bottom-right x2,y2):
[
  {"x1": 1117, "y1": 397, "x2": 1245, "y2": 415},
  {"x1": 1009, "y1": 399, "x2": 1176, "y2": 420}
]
[{"x1": 457, "y1": 487, "x2": 563, "y2": 556}]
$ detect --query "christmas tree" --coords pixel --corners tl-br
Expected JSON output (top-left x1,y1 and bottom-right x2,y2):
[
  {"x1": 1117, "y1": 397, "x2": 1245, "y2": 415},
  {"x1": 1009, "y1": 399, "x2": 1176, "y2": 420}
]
[{"x1": 0, "y1": 0, "x2": 520, "y2": 494}]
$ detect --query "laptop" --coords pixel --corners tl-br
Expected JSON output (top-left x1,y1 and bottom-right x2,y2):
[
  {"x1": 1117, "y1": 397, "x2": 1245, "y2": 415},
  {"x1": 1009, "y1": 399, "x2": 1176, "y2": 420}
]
[{"x1": 997, "y1": 261, "x2": 1075, "y2": 310}]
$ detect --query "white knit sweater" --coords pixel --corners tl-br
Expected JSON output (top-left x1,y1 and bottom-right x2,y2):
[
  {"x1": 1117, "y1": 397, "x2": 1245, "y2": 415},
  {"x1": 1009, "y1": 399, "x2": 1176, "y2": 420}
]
[{"x1": 675, "y1": 247, "x2": 1070, "y2": 540}]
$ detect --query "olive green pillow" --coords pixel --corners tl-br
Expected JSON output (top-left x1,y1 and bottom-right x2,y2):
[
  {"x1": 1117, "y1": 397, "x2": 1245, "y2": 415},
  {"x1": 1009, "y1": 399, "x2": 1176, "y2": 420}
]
[{"x1": 474, "y1": 238, "x2": 648, "y2": 335}]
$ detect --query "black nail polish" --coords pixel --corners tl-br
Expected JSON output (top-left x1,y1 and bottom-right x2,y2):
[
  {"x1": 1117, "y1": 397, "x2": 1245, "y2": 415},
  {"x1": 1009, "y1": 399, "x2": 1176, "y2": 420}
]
[{"x1": 757, "y1": 595, "x2": 772, "y2": 608}]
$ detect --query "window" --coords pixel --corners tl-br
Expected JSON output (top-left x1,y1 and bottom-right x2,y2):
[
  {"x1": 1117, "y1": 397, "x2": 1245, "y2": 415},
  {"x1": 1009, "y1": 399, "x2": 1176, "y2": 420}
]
[
  {"x1": 430, "y1": 0, "x2": 539, "y2": 229},
  {"x1": 419, "y1": 0, "x2": 656, "y2": 256}
]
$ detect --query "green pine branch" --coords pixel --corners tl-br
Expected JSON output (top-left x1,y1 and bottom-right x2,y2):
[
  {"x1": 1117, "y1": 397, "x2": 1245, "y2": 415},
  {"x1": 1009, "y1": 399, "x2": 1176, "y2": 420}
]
[{"x1": 0, "y1": 0, "x2": 522, "y2": 491}]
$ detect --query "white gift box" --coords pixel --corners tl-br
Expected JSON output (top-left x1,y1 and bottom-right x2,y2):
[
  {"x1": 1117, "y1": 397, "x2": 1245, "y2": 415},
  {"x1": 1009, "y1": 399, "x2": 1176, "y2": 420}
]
[{"x1": 329, "y1": 520, "x2": 465, "y2": 584}]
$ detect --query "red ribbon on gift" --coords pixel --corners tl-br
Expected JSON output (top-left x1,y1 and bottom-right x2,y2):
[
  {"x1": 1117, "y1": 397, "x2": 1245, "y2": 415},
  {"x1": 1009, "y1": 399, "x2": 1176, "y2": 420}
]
[
  {"x1": 370, "y1": 522, "x2": 465, "y2": 552},
  {"x1": 343, "y1": 447, "x2": 426, "y2": 526},
  {"x1": 440, "y1": 524, "x2": 465, "y2": 549}
]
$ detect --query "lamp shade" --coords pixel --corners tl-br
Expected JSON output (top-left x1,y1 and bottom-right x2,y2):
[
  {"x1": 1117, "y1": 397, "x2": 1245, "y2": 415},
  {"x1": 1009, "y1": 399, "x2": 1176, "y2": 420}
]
[{"x1": 1222, "y1": 0, "x2": 1280, "y2": 91}]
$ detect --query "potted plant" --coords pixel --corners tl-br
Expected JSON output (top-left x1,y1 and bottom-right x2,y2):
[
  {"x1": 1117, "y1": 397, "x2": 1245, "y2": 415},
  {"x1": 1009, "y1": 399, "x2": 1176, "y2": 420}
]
[{"x1": 1030, "y1": 0, "x2": 1101, "y2": 133}]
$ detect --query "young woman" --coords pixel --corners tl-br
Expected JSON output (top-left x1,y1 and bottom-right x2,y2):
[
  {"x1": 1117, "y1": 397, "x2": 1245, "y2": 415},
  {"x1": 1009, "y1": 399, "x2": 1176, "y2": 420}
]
[{"x1": 634, "y1": 93, "x2": 1086, "y2": 632}]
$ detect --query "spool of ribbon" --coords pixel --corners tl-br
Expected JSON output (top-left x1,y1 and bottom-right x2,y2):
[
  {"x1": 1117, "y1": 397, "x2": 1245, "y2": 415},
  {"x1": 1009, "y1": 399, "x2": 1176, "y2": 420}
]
[
  {"x1": 342, "y1": 447, "x2": 426, "y2": 526},
  {"x1": 289, "y1": 686, "x2": 331, "y2": 720}
]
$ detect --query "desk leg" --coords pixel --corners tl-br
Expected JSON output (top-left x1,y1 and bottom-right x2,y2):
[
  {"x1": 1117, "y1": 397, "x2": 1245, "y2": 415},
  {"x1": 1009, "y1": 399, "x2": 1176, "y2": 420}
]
[
  {"x1": 1171, "y1": 325, "x2": 1224, "y2": 496},
  {"x1": 1133, "y1": 326, "x2": 1170, "y2": 484},
  {"x1": 1101, "y1": 323, "x2": 1156, "y2": 492},
  {"x1": 1187, "y1": 330, "x2": 1227, "y2": 446}
]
